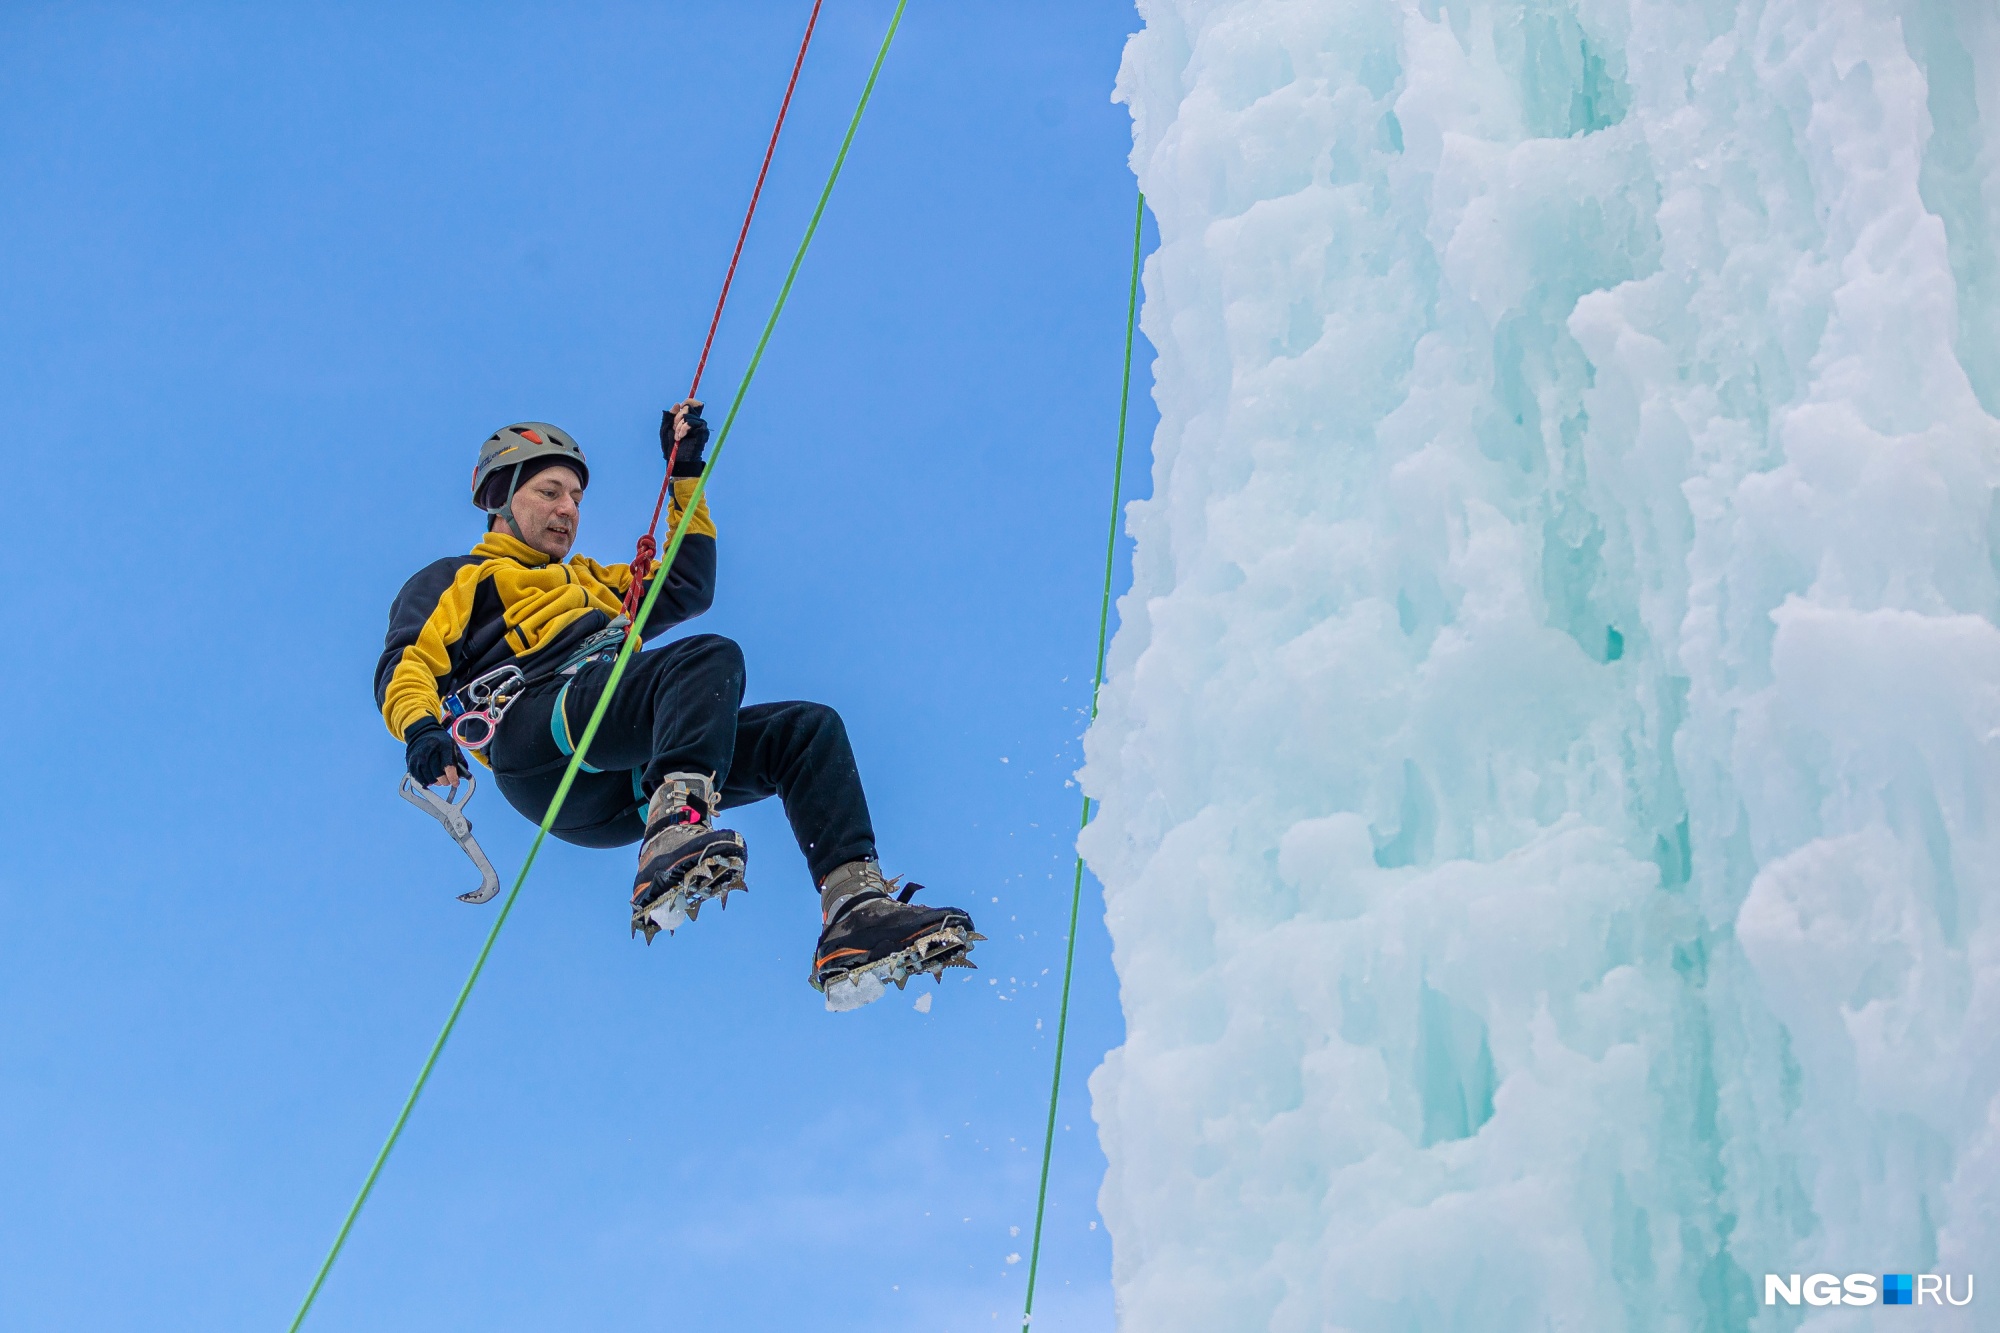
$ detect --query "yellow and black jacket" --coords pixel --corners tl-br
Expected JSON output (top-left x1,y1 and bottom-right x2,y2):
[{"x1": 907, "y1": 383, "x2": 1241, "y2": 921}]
[{"x1": 375, "y1": 480, "x2": 716, "y2": 741}]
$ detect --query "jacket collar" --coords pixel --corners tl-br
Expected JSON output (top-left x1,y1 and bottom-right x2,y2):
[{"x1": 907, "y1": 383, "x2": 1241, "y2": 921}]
[{"x1": 472, "y1": 530, "x2": 556, "y2": 566}]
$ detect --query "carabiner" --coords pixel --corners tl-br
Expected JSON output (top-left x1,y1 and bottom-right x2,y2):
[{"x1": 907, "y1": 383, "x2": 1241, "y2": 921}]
[{"x1": 445, "y1": 664, "x2": 526, "y2": 753}]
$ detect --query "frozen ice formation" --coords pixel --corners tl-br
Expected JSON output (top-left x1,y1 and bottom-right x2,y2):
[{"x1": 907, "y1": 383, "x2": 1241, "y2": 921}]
[{"x1": 1083, "y1": 2, "x2": 2000, "y2": 1327}]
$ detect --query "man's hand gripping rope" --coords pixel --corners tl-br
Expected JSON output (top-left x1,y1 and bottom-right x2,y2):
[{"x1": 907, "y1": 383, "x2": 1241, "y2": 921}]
[{"x1": 622, "y1": 399, "x2": 709, "y2": 621}]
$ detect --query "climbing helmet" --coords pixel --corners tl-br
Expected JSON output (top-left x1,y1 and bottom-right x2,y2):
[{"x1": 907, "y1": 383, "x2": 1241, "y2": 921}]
[{"x1": 471, "y1": 423, "x2": 589, "y2": 517}]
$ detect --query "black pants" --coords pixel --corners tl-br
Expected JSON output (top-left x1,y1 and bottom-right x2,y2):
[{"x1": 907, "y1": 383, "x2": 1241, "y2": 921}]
[{"x1": 488, "y1": 633, "x2": 875, "y2": 884}]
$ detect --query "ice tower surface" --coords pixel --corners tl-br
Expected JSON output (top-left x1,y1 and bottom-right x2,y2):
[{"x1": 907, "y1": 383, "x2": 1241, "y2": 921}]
[{"x1": 1083, "y1": 1, "x2": 2000, "y2": 1329}]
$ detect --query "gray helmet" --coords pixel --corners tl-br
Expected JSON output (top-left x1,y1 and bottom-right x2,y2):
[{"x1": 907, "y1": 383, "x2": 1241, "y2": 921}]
[{"x1": 471, "y1": 423, "x2": 589, "y2": 516}]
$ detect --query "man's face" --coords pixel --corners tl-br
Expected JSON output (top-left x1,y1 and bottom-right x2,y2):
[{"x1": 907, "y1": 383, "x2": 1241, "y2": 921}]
[{"x1": 503, "y1": 465, "x2": 583, "y2": 560}]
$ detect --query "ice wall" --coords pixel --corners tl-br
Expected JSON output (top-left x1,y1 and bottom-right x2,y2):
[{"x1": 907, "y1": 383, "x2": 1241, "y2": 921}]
[{"x1": 1084, "y1": 2, "x2": 2000, "y2": 1328}]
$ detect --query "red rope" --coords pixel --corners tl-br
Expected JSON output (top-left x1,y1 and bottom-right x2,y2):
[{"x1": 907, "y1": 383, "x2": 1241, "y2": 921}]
[{"x1": 625, "y1": 0, "x2": 825, "y2": 620}]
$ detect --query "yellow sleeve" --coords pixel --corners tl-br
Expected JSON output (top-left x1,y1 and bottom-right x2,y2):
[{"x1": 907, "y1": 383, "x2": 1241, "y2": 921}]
[
  {"x1": 666, "y1": 477, "x2": 717, "y2": 539},
  {"x1": 381, "y1": 566, "x2": 482, "y2": 739},
  {"x1": 576, "y1": 480, "x2": 716, "y2": 591}
]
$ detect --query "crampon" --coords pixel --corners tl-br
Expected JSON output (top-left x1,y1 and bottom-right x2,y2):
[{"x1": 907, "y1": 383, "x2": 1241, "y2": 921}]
[
  {"x1": 630, "y1": 773, "x2": 747, "y2": 942},
  {"x1": 811, "y1": 881, "x2": 983, "y2": 1013},
  {"x1": 631, "y1": 842, "x2": 748, "y2": 941}
]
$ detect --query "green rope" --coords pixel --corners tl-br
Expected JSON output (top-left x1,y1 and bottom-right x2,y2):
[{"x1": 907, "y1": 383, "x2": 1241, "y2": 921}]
[
  {"x1": 1019, "y1": 189, "x2": 1145, "y2": 1332},
  {"x1": 285, "y1": 7, "x2": 908, "y2": 1327}
]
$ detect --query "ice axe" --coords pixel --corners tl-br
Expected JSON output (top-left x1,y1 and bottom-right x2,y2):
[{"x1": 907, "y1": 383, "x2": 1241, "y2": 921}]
[{"x1": 398, "y1": 772, "x2": 501, "y2": 904}]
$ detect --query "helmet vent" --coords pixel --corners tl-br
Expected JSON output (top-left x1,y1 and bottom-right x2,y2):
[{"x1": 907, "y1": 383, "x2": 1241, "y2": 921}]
[{"x1": 518, "y1": 428, "x2": 546, "y2": 444}]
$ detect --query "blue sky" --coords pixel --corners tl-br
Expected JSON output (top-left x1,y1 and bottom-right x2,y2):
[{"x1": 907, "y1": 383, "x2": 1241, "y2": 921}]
[{"x1": 0, "y1": 4, "x2": 1154, "y2": 1329}]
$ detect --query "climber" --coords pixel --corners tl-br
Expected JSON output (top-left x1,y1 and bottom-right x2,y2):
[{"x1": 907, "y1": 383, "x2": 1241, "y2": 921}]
[{"x1": 373, "y1": 405, "x2": 978, "y2": 1009}]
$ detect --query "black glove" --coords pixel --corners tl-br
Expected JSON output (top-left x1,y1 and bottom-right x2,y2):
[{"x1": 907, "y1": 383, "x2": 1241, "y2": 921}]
[
  {"x1": 661, "y1": 404, "x2": 710, "y2": 478},
  {"x1": 404, "y1": 717, "x2": 469, "y2": 787}
]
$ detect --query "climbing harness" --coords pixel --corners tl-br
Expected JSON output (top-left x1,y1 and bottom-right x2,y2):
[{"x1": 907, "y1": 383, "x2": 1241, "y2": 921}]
[
  {"x1": 551, "y1": 618, "x2": 632, "y2": 677},
  {"x1": 404, "y1": 617, "x2": 632, "y2": 885},
  {"x1": 436, "y1": 616, "x2": 628, "y2": 759},
  {"x1": 291, "y1": 7, "x2": 907, "y2": 1328},
  {"x1": 623, "y1": 0, "x2": 826, "y2": 620},
  {"x1": 398, "y1": 773, "x2": 502, "y2": 905},
  {"x1": 1018, "y1": 189, "x2": 1148, "y2": 1333}
]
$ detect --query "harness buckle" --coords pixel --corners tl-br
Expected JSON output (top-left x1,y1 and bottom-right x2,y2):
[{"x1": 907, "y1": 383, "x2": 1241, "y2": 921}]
[{"x1": 557, "y1": 618, "x2": 631, "y2": 677}]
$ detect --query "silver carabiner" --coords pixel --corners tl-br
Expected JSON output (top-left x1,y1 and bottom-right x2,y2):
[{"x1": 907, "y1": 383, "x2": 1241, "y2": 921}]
[
  {"x1": 447, "y1": 664, "x2": 527, "y2": 753},
  {"x1": 399, "y1": 771, "x2": 502, "y2": 904}
]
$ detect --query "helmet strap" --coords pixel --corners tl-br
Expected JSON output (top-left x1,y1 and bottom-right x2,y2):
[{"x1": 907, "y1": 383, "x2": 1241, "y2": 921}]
[{"x1": 494, "y1": 461, "x2": 526, "y2": 540}]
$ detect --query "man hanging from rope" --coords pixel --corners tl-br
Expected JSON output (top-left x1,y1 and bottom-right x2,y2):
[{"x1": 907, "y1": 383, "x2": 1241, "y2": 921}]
[{"x1": 374, "y1": 406, "x2": 980, "y2": 1010}]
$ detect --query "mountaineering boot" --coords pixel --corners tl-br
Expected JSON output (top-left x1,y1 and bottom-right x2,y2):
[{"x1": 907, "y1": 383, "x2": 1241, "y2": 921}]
[
  {"x1": 810, "y1": 860, "x2": 982, "y2": 1012},
  {"x1": 631, "y1": 772, "x2": 748, "y2": 942}
]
